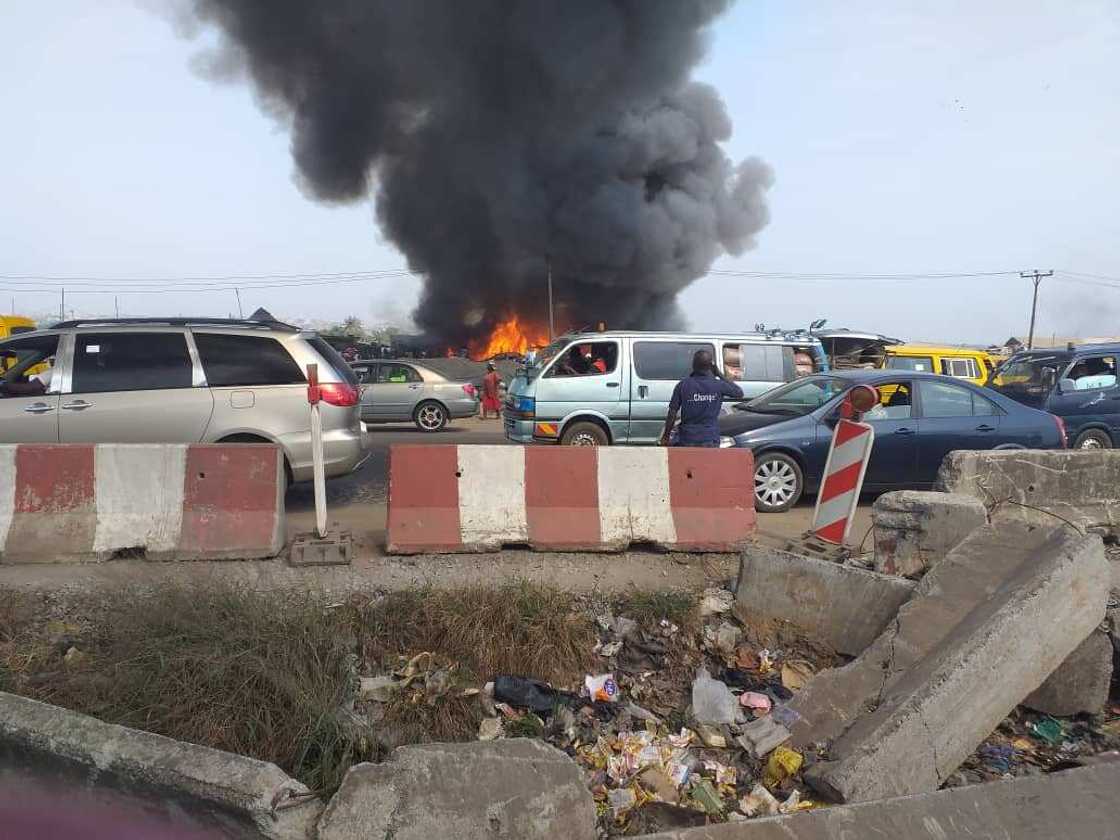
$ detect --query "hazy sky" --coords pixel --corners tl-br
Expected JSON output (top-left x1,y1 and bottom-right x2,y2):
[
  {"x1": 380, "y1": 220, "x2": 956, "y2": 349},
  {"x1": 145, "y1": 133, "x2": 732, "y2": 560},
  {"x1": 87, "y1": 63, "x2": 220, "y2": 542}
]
[{"x1": 2, "y1": 1, "x2": 1117, "y2": 342}]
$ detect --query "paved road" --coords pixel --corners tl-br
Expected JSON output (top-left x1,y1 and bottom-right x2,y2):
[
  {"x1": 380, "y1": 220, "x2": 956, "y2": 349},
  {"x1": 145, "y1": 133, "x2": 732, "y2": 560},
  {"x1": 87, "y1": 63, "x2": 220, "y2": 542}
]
[{"x1": 286, "y1": 416, "x2": 875, "y2": 559}]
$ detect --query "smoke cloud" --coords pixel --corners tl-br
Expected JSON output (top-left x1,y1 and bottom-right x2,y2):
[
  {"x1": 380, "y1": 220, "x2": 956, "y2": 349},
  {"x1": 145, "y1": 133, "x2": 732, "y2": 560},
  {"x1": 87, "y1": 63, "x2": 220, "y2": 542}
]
[{"x1": 177, "y1": 0, "x2": 773, "y2": 343}]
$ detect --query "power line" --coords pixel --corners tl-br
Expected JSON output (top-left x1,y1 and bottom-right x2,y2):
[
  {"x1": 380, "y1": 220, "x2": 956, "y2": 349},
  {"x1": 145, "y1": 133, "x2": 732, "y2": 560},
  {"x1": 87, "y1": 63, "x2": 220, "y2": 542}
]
[{"x1": 0, "y1": 268, "x2": 411, "y2": 283}]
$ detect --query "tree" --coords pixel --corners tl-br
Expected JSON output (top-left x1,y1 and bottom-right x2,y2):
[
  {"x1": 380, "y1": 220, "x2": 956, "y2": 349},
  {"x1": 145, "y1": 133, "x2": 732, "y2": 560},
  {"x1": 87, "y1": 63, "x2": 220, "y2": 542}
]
[{"x1": 340, "y1": 316, "x2": 366, "y2": 338}]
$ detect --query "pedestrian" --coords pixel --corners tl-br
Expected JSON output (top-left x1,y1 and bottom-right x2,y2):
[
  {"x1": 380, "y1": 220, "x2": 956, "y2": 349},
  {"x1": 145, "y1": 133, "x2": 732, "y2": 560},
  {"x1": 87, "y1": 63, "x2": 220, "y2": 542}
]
[
  {"x1": 480, "y1": 362, "x2": 503, "y2": 419},
  {"x1": 659, "y1": 349, "x2": 743, "y2": 447}
]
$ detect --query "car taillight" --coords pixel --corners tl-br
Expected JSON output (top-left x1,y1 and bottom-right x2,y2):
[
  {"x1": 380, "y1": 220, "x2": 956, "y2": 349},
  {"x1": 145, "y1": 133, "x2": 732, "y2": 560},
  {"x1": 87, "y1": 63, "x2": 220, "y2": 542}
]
[
  {"x1": 1053, "y1": 415, "x2": 1068, "y2": 448},
  {"x1": 319, "y1": 383, "x2": 360, "y2": 407}
]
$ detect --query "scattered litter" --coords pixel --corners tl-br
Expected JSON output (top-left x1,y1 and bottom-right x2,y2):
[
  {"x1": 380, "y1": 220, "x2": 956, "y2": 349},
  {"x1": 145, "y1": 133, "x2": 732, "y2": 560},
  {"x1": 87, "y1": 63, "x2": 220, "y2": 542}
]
[
  {"x1": 740, "y1": 783, "x2": 779, "y2": 817},
  {"x1": 637, "y1": 767, "x2": 680, "y2": 804},
  {"x1": 689, "y1": 778, "x2": 724, "y2": 815},
  {"x1": 359, "y1": 674, "x2": 400, "y2": 702},
  {"x1": 734, "y1": 646, "x2": 760, "y2": 670},
  {"x1": 763, "y1": 746, "x2": 804, "y2": 788},
  {"x1": 770, "y1": 705, "x2": 802, "y2": 729},
  {"x1": 608, "y1": 786, "x2": 639, "y2": 818},
  {"x1": 757, "y1": 649, "x2": 774, "y2": 674},
  {"x1": 713, "y1": 621, "x2": 743, "y2": 655},
  {"x1": 978, "y1": 744, "x2": 1013, "y2": 774},
  {"x1": 493, "y1": 675, "x2": 575, "y2": 714},
  {"x1": 737, "y1": 715, "x2": 791, "y2": 758},
  {"x1": 702, "y1": 759, "x2": 736, "y2": 786},
  {"x1": 1031, "y1": 717, "x2": 1064, "y2": 746},
  {"x1": 780, "y1": 660, "x2": 815, "y2": 692},
  {"x1": 585, "y1": 673, "x2": 621, "y2": 703},
  {"x1": 739, "y1": 691, "x2": 772, "y2": 715},
  {"x1": 691, "y1": 668, "x2": 739, "y2": 725},
  {"x1": 693, "y1": 724, "x2": 728, "y2": 749},
  {"x1": 478, "y1": 717, "x2": 503, "y2": 741},
  {"x1": 624, "y1": 701, "x2": 661, "y2": 724},
  {"x1": 62, "y1": 646, "x2": 86, "y2": 668},
  {"x1": 779, "y1": 789, "x2": 814, "y2": 814},
  {"x1": 598, "y1": 640, "x2": 623, "y2": 657},
  {"x1": 700, "y1": 588, "x2": 734, "y2": 616}
]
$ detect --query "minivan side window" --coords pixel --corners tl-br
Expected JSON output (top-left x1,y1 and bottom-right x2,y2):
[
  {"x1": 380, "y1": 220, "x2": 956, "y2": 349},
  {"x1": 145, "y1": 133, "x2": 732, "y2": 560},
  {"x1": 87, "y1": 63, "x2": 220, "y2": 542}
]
[
  {"x1": 724, "y1": 343, "x2": 784, "y2": 382},
  {"x1": 633, "y1": 342, "x2": 714, "y2": 380},
  {"x1": 547, "y1": 341, "x2": 619, "y2": 377},
  {"x1": 1065, "y1": 355, "x2": 1117, "y2": 391},
  {"x1": 942, "y1": 358, "x2": 978, "y2": 379},
  {"x1": 72, "y1": 333, "x2": 194, "y2": 394},
  {"x1": 194, "y1": 333, "x2": 305, "y2": 387},
  {"x1": 886, "y1": 356, "x2": 934, "y2": 373}
]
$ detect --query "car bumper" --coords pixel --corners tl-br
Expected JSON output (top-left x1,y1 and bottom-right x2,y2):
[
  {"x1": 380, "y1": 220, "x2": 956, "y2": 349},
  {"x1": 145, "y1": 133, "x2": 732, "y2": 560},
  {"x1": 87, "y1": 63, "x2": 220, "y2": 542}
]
[
  {"x1": 286, "y1": 427, "x2": 366, "y2": 481},
  {"x1": 446, "y1": 397, "x2": 479, "y2": 419}
]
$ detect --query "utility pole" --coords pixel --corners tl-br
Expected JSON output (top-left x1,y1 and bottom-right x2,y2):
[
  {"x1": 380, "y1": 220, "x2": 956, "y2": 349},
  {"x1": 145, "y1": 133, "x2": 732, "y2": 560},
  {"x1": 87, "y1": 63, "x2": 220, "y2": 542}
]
[
  {"x1": 1020, "y1": 269, "x2": 1053, "y2": 349},
  {"x1": 60, "y1": 288, "x2": 65, "y2": 322},
  {"x1": 114, "y1": 296, "x2": 120, "y2": 318},
  {"x1": 546, "y1": 257, "x2": 555, "y2": 341},
  {"x1": 234, "y1": 288, "x2": 244, "y2": 319}
]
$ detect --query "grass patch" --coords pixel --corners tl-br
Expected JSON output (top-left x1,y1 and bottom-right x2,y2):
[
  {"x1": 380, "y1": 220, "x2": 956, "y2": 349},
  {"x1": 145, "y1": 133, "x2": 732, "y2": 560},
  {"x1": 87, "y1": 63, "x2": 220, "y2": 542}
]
[{"x1": 614, "y1": 590, "x2": 697, "y2": 630}]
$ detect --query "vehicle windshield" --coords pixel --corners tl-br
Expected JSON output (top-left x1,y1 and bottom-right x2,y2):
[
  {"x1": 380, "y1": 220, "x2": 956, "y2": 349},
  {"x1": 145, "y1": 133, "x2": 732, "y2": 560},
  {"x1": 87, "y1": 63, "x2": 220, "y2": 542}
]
[
  {"x1": 738, "y1": 375, "x2": 848, "y2": 416},
  {"x1": 987, "y1": 353, "x2": 1067, "y2": 407},
  {"x1": 524, "y1": 339, "x2": 567, "y2": 380}
]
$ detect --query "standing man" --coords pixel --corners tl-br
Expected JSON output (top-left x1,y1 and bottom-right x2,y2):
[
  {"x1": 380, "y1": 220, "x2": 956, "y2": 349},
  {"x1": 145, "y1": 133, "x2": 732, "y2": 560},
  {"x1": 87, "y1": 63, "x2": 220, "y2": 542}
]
[
  {"x1": 480, "y1": 362, "x2": 503, "y2": 419},
  {"x1": 659, "y1": 349, "x2": 743, "y2": 447}
]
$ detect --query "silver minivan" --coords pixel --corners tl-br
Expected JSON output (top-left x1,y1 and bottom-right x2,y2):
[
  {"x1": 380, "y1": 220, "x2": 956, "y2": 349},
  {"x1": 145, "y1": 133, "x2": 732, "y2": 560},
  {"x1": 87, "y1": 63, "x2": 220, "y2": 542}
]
[
  {"x1": 504, "y1": 330, "x2": 829, "y2": 445},
  {"x1": 0, "y1": 318, "x2": 367, "y2": 481}
]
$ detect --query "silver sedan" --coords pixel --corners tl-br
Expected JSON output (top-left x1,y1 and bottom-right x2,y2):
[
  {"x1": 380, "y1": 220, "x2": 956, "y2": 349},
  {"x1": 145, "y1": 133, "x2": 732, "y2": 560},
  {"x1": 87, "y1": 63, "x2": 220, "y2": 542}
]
[{"x1": 353, "y1": 360, "x2": 478, "y2": 432}]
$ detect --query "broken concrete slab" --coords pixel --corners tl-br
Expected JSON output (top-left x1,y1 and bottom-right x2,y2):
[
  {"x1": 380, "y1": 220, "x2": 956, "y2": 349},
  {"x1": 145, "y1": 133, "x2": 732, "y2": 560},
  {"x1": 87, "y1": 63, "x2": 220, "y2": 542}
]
[
  {"x1": 800, "y1": 523, "x2": 1109, "y2": 803},
  {"x1": 735, "y1": 716, "x2": 790, "y2": 759},
  {"x1": 938, "y1": 449, "x2": 1120, "y2": 536},
  {"x1": 1024, "y1": 629, "x2": 1113, "y2": 716},
  {"x1": 735, "y1": 544, "x2": 915, "y2": 657},
  {"x1": 0, "y1": 691, "x2": 321, "y2": 839},
  {"x1": 636, "y1": 760, "x2": 1120, "y2": 840},
  {"x1": 316, "y1": 738, "x2": 596, "y2": 840},
  {"x1": 872, "y1": 490, "x2": 987, "y2": 577}
]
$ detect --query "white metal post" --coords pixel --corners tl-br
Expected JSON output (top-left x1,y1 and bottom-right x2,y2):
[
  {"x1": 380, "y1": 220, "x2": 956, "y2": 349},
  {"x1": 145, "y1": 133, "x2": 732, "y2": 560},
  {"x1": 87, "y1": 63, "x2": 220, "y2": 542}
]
[{"x1": 307, "y1": 363, "x2": 328, "y2": 538}]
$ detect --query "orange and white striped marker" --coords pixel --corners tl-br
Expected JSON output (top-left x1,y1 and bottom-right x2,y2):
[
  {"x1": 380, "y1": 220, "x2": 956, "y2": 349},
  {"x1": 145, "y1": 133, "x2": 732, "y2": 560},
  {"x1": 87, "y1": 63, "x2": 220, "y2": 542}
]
[{"x1": 811, "y1": 418, "x2": 875, "y2": 544}]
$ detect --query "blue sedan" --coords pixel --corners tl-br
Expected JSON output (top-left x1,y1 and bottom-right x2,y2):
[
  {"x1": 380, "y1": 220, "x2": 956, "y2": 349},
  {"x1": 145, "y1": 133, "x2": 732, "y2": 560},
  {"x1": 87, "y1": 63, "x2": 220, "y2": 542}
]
[{"x1": 718, "y1": 371, "x2": 1067, "y2": 512}]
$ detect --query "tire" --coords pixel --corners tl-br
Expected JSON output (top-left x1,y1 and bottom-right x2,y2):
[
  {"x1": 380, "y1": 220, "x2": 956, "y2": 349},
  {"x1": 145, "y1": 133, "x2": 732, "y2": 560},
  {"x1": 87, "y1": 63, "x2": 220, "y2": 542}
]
[
  {"x1": 414, "y1": 401, "x2": 448, "y2": 432},
  {"x1": 560, "y1": 421, "x2": 609, "y2": 447},
  {"x1": 753, "y1": 451, "x2": 803, "y2": 513},
  {"x1": 1073, "y1": 428, "x2": 1112, "y2": 450}
]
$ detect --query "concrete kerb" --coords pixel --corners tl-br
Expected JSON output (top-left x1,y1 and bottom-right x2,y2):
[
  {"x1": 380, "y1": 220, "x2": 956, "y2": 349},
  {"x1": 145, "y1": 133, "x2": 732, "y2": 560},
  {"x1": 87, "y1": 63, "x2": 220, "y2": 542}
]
[
  {"x1": 0, "y1": 691, "x2": 321, "y2": 839},
  {"x1": 735, "y1": 544, "x2": 915, "y2": 657},
  {"x1": 636, "y1": 760, "x2": 1120, "y2": 840}
]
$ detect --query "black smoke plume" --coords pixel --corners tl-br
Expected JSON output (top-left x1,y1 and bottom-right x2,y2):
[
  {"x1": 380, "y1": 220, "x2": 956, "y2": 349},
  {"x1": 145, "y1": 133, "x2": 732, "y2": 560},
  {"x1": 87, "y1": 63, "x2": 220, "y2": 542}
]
[{"x1": 177, "y1": 0, "x2": 773, "y2": 344}]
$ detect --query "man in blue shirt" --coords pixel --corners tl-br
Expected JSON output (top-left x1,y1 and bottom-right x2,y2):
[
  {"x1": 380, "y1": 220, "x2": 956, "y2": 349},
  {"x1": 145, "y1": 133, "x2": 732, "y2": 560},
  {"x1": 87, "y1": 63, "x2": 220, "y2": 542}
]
[{"x1": 660, "y1": 349, "x2": 744, "y2": 447}]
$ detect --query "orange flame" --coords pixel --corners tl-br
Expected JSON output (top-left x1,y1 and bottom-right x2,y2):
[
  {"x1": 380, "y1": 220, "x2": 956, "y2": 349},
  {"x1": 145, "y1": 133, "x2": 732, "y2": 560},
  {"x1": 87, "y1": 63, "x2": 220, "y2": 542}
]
[{"x1": 468, "y1": 315, "x2": 550, "y2": 360}]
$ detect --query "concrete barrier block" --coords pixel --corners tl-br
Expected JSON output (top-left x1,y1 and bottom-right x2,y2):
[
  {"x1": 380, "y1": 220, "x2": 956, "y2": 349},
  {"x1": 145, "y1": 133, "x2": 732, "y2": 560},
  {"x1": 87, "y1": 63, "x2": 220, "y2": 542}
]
[
  {"x1": 0, "y1": 444, "x2": 285, "y2": 563},
  {"x1": 636, "y1": 761, "x2": 1120, "y2": 840},
  {"x1": 1023, "y1": 629, "x2": 1113, "y2": 716},
  {"x1": 387, "y1": 445, "x2": 755, "y2": 553},
  {"x1": 872, "y1": 490, "x2": 987, "y2": 577},
  {"x1": 802, "y1": 523, "x2": 1110, "y2": 803},
  {"x1": 0, "y1": 691, "x2": 320, "y2": 839},
  {"x1": 938, "y1": 449, "x2": 1120, "y2": 536},
  {"x1": 317, "y1": 739, "x2": 596, "y2": 840},
  {"x1": 735, "y1": 545, "x2": 915, "y2": 656}
]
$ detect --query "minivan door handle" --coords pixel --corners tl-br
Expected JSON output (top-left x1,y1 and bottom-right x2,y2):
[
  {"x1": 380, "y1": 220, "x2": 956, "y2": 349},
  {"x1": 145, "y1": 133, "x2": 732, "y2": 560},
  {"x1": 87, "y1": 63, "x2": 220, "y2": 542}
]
[
  {"x1": 61, "y1": 400, "x2": 93, "y2": 411},
  {"x1": 23, "y1": 402, "x2": 54, "y2": 414},
  {"x1": 606, "y1": 382, "x2": 619, "y2": 388},
  {"x1": 638, "y1": 385, "x2": 649, "y2": 398}
]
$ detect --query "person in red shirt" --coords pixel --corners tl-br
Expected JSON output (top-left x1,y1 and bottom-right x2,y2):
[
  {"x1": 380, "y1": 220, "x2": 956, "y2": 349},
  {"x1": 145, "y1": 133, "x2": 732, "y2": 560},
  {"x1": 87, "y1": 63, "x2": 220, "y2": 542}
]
[{"x1": 480, "y1": 362, "x2": 503, "y2": 419}]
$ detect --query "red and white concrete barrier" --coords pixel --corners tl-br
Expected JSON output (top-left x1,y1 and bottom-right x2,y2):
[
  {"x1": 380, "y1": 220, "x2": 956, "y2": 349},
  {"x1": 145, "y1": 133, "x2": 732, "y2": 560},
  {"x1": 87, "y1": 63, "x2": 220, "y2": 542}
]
[
  {"x1": 0, "y1": 444, "x2": 285, "y2": 563},
  {"x1": 387, "y1": 444, "x2": 756, "y2": 553},
  {"x1": 811, "y1": 419, "x2": 875, "y2": 544}
]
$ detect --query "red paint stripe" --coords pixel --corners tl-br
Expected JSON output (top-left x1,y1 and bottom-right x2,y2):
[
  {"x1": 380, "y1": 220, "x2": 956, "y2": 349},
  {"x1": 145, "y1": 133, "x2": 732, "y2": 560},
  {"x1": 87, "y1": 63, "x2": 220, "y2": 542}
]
[
  {"x1": 386, "y1": 445, "x2": 462, "y2": 553},
  {"x1": 524, "y1": 446, "x2": 601, "y2": 549},
  {"x1": 14, "y1": 445, "x2": 95, "y2": 513},
  {"x1": 818, "y1": 459, "x2": 864, "y2": 504},
  {"x1": 668, "y1": 448, "x2": 756, "y2": 549},
  {"x1": 815, "y1": 518, "x2": 847, "y2": 544},
  {"x1": 833, "y1": 419, "x2": 870, "y2": 447},
  {"x1": 179, "y1": 445, "x2": 280, "y2": 554}
]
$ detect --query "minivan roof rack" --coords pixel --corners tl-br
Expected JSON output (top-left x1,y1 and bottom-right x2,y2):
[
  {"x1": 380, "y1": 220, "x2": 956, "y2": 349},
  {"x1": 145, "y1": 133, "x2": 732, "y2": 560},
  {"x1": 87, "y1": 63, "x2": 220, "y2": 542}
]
[{"x1": 49, "y1": 317, "x2": 299, "y2": 332}]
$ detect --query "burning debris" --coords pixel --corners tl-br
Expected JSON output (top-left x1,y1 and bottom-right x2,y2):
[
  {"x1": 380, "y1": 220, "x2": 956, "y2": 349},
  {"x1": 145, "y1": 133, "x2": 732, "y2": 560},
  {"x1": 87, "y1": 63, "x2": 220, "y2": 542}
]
[{"x1": 171, "y1": 1, "x2": 773, "y2": 348}]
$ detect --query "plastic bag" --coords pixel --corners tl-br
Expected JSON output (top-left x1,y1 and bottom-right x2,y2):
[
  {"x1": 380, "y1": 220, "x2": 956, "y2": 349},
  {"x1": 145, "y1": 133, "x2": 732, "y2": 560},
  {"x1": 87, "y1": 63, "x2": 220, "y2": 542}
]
[
  {"x1": 763, "y1": 745, "x2": 804, "y2": 788},
  {"x1": 493, "y1": 675, "x2": 574, "y2": 714},
  {"x1": 691, "y1": 668, "x2": 739, "y2": 726},
  {"x1": 584, "y1": 673, "x2": 621, "y2": 703}
]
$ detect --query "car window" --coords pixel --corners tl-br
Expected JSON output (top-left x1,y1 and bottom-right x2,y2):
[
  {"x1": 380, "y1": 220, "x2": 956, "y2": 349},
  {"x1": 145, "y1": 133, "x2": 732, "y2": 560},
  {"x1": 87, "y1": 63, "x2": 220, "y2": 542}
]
[
  {"x1": 378, "y1": 364, "x2": 420, "y2": 384},
  {"x1": 547, "y1": 341, "x2": 619, "y2": 378},
  {"x1": 742, "y1": 375, "x2": 847, "y2": 415},
  {"x1": 72, "y1": 332, "x2": 193, "y2": 394},
  {"x1": 885, "y1": 355, "x2": 934, "y2": 373},
  {"x1": 724, "y1": 343, "x2": 784, "y2": 382},
  {"x1": 633, "y1": 341, "x2": 714, "y2": 380},
  {"x1": 354, "y1": 365, "x2": 376, "y2": 384},
  {"x1": 194, "y1": 333, "x2": 305, "y2": 387},
  {"x1": 863, "y1": 381, "x2": 912, "y2": 421},
  {"x1": 306, "y1": 335, "x2": 360, "y2": 385},
  {"x1": 0, "y1": 334, "x2": 60, "y2": 395},
  {"x1": 920, "y1": 380, "x2": 976, "y2": 417},
  {"x1": 1065, "y1": 355, "x2": 1117, "y2": 391},
  {"x1": 942, "y1": 358, "x2": 978, "y2": 379},
  {"x1": 973, "y1": 392, "x2": 999, "y2": 416}
]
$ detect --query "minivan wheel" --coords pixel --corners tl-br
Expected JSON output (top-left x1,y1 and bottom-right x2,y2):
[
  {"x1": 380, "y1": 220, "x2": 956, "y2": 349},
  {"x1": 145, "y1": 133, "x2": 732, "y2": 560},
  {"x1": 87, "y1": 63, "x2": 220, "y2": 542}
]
[
  {"x1": 1073, "y1": 429, "x2": 1112, "y2": 450},
  {"x1": 560, "y1": 421, "x2": 608, "y2": 446},
  {"x1": 754, "y1": 452, "x2": 803, "y2": 513},
  {"x1": 414, "y1": 401, "x2": 448, "y2": 432}
]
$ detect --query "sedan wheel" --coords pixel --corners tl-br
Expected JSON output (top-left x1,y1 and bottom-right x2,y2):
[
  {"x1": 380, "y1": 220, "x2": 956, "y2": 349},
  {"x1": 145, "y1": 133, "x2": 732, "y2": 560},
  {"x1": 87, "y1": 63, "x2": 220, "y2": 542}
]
[
  {"x1": 753, "y1": 452, "x2": 804, "y2": 513},
  {"x1": 415, "y1": 402, "x2": 448, "y2": 432}
]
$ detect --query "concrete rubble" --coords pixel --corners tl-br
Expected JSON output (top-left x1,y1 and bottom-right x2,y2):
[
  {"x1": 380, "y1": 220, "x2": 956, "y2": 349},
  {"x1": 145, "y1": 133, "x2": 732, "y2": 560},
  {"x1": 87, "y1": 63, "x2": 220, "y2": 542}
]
[
  {"x1": 871, "y1": 490, "x2": 987, "y2": 577},
  {"x1": 735, "y1": 544, "x2": 915, "y2": 656},
  {"x1": 1023, "y1": 630, "x2": 1113, "y2": 717},
  {"x1": 792, "y1": 522, "x2": 1110, "y2": 802},
  {"x1": 316, "y1": 739, "x2": 596, "y2": 840}
]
